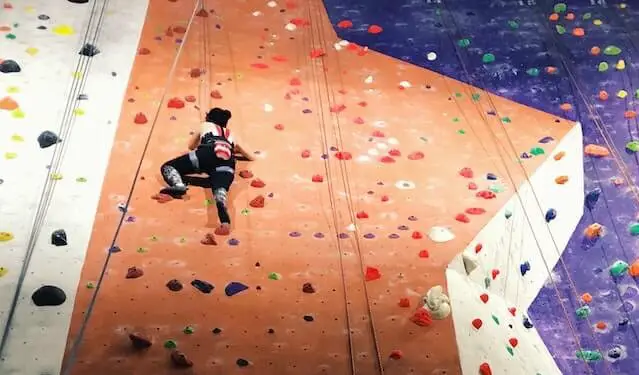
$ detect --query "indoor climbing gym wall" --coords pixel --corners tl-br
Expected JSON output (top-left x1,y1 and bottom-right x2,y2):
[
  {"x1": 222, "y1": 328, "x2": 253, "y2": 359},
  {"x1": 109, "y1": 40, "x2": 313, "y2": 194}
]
[{"x1": 0, "y1": 0, "x2": 637, "y2": 375}]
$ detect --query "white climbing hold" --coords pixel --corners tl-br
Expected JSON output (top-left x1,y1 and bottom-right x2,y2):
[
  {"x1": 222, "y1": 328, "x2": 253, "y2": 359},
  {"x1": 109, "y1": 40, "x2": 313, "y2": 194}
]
[
  {"x1": 266, "y1": 1, "x2": 278, "y2": 8},
  {"x1": 364, "y1": 75, "x2": 374, "y2": 84},
  {"x1": 422, "y1": 285, "x2": 451, "y2": 320},
  {"x1": 346, "y1": 223, "x2": 357, "y2": 232},
  {"x1": 376, "y1": 142, "x2": 388, "y2": 150},
  {"x1": 285, "y1": 23, "x2": 297, "y2": 31},
  {"x1": 367, "y1": 148, "x2": 380, "y2": 156},
  {"x1": 264, "y1": 104, "x2": 273, "y2": 112},
  {"x1": 387, "y1": 137, "x2": 399, "y2": 145},
  {"x1": 462, "y1": 253, "x2": 479, "y2": 275},
  {"x1": 428, "y1": 226, "x2": 455, "y2": 243},
  {"x1": 427, "y1": 52, "x2": 437, "y2": 61},
  {"x1": 395, "y1": 180, "x2": 416, "y2": 190},
  {"x1": 356, "y1": 155, "x2": 371, "y2": 163},
  {"x1": 399, "y1": 81, "x2": 411, "y2": 88},
  {"x1": 252, "y1": 11, "x2": 263, "y2": 16}
]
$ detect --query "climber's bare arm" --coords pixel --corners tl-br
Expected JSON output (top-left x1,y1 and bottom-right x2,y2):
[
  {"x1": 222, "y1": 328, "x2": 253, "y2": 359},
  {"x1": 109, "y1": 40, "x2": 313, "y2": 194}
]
[
  {"x1": 234, "y1": 143, "x2": 254, "y2": 161},
  {"x1": 187, "y1": 131, "x2": 201, "y2": 151}
]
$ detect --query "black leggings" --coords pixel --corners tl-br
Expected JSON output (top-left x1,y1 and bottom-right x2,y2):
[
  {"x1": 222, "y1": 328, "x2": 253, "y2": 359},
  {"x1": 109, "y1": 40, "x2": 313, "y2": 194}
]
[{"x1": 161, "y1": 147, "x2": 235, "y2": 224}]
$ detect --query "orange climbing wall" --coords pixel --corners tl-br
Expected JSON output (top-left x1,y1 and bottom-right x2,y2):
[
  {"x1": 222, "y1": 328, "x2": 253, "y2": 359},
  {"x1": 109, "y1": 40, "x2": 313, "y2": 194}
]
[{"x1": 62, "y1": 0, "x2": 575, "y2": 374}]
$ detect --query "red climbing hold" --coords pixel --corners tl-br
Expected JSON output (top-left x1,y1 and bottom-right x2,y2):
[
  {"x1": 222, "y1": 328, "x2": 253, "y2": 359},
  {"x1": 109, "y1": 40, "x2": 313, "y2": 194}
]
[
  {"x1": 358, "y1": 101, "x2": 368, "y2": 107},
  {"x1": 411, "y1": 231, "x2": 423, "y2": 240},
  {"x1": 380, "y1": 156, "x2": 395, "y2": 163},
  {"x1": 165, "y1": 27, "x2": 174, "y2": 37},
  {"x1": 214, "y1": 226, "x2": 230, "y2": 236},
  {"x1": 368, "y1": 24, "x2": 383, "y2": 34},
  {"x1": 410, "y1": 308, "x2": 433, "y2": 327},
  {"x1": 407, "y1": 151, "x2": 424, "y2": 160},
  {"x1": 210, "y1": 90, "x2": 223, "y2": 99},
  {"x1": 491, "y1": 269, "x2": 500, "y2": 280},
  {"x1": 250, "y1": 179, "x2": 265, "y2": 188},
  {"x1": 364, "y1": 266, "x2": 381, "y2": 281},
  {"x1": 475, "y1": 243, "x2": 483, "y2": 253},
  {"x1": 173, "y1": 26, "x2": 187, "y2": 34},
  {"x1": 272, "y1": 55, "x2": 288, "y2": 62},
  {"x1": 398, "y1": 298, "x2": 410, "y2": 308},
  {"x1": 476, "y1": 190, "x2": 496, "y2": 199},
  {"x1": 455, "y1": 213, "x2": 470, "y2": 223},
  {"x1": 312, "y1": 174, "x2": 324, "y2": 183},
  {"x1": 138, "y1": 47, "x2": 151, "y2": 55},
  {"x1": 250, "y1": 63, "x2": 269, "y2": 69},
  {"x1": 356, "y1": 211, "x2": 369, "y2": 219},
  {"x1": 335, "y1": 151, "x2": 352, "y2": 160},
  {"x1": 388, "y1": 149, "x2": 401, "y2": 157},
  {"x1": 337, "y1": 20, "x2": 353, "y2": 29},
  {"x1": 371, "y1": 130, "x2": 385, "y2": 138},
  {"x1": 249, "y1": 195, "x2": 265, "y2": 208},
  {"x1": 200, "y1": 233, "x2": 217, "y2": 246},
  {"x1": 479, "y1": 293, "x2": 489, "y2": 303},
  {"x1": 289, "y1": 77, "x2": 301, "y2": 86},
  {"x1": 353, "y1": 117, "x2": 364, "y2": 124},
  {"x1": 479, "y1": 363, "x2": 492, "y2": 375},
  {"x1": 290, "y1": 18, "x2": 309, "y2": 26},
  {"x1": 330, "y1": 104, "x2": 346, "y2": 113},
  {"x1": 310, "y1": 49, "x2": 326, "y2": 58},
  {"x1": 508, "y1": 307, "x2": 517, "y2": 316},
  {"x1": 465, "y1": 207, "x2": 486, "y2": 215},
  {"x1": 239, "y1": 170, "x2": 253, "y2": 179},
  {"x1": 472, "y1": 318, "x2": 483, "y2": 329},
  {"x1": 468, "y1": 182, "x2": 478, "y2": 190},
  {"x1": 167, "y1": 98, "x2": 185, "y2": 109},
  {"x1": 301, "y1": 149, "x2": 311, "y2": 158},
  {"x1": 274, "y1": 124, "x2": 284, "y2": 130},
  {"x1": 418, "y1": 250, "x2": 429, "y2": 258},
  {"x1": 459, "y1": 167, "x2": 474, "y2": 178},
  {"x1": 380, "y1": 195, "x2": 389, "y2": 202},
  {"x1": 134, "y1": 113, "x2": 148, "y2": 125},
  {"x1": 184, "y1": 95, "x2": 196, "y2": 103},
  {"x1": 389, "y1": 349, "x2": 403, "y2": 360},
  {"x1": 190, "y1": 68, "x2": 202, "y2": 78},
  {"x1": 509, "y1": 338, "x2": 519, "y2": 348},
  {"x1": 196, "y1": 8, "x2": 209, "y2": 17}
]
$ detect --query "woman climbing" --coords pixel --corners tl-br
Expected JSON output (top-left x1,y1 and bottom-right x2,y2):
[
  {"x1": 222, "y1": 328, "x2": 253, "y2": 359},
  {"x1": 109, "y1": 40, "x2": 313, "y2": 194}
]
[{"x1": 159, "y1": 107, "x2": 254, "y2": 231}]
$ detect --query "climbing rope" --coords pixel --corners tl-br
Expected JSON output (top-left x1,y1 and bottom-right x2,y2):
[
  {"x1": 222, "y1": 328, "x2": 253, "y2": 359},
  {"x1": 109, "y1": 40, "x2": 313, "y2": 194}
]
[
  {"x1": 60, "y1": 2, "x2": 203, "y2": 373},
  {"x1": 0, "y1": 0, "x2": 112, "y2": 359},
  {"x1": 436, "y1": 2, "x2": 610, "y2": 372}
]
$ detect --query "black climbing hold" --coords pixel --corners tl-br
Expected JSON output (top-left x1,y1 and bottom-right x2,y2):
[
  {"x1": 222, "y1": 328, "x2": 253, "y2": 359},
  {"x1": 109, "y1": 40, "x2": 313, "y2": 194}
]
[
  {"x1": 523, "y1": 316, "x2": 534, "y2": 329},
  {"x1": 618, "y1": 317, "x2": 629, "y2": 326},
  {"x1": 51, "y1": 229, "x2": 67, "y2": 246},
  {"x1": 303, "y1": 315, "x2": 314, "y2": 322},
  {"x1": 109, "y1": 246, "x2": 121, "y2": 253},
  {"x1": 212, "y1": 327, "x2": 222, "y2": 335},
  {"x1": 37, "y1": 26, "x2": 47, "y2": 30},
  {"x1": 79, "y1": 43, "x2": 100, "y2": 57},
  {"x1": 37, "y1": 131, "x2": 60, "y2": 149},
  {"x1": 78, "y1": 94, "x2": 88, "y2": 100},
  {"x1": 607, "y1": 346, "x2": 622, "y2": 359},
  {"x1": 0, "y1": 179, "x2": 4, "y2": 185},
  {"x1": 68, "y1": 0, "x2": 90, "y2": 4},
  {"x1": 166, "y1": 279, "x2": 183, "y2": 292},
  {"x1": 38, "y1": 14, "x2": 50, "y2": 21},
  {"x1": 0, "y1": 59, "x2": 21, "y2": 74},
  {"x1": 236, "y1": 358, "x2": 250, "y2": 367},
  {"x1": 32, "y1": 285, "x2": 66, "y2": 306},
  {"x1": 191, "y1": 279, "x2": 214, "y2": 294},
  {"x1": 255, "y1": 262, "x2": 261, "y2": 267},
  {"x1": 267, "y1": 328, "x2": 275, "y2": 334}
]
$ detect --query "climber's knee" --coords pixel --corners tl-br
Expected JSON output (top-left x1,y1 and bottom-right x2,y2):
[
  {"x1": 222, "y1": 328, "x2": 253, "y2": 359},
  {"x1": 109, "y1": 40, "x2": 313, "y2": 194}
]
[{"x1": 214, "y1": 188, "x2": 228, "y2": 205}]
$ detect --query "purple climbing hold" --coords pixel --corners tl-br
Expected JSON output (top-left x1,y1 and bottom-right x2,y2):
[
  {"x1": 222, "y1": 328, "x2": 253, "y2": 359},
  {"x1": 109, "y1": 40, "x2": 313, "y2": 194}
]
[
  {"x1": 338, "y1": 233, "x2": 349, "y2": 239},
  {"x1": 225, "y1": 282, "x2": 249, "y2": 296},
  {"x1": 486, "y1": 173, "x2": 497, "y2": 180},
  {"x1": 398, "y1": 225, "x2": 409, "y2": 231},
  {"x1": 313, "y1": 232, "x2": 325, "y2": 239},
  {"x1": 302, "y1": 109, "x2": 312, "y2": 114},
  {"x1": 363, "y1": 233, "x2": 375, "y2": 239},
  {"x1": 228, "y1": 238, "x2": 240, "y2": 246},
  {"x1": 289, "y1": 231, "x2": 301, "y2": 238},
  {"x1": 388, "y1": 233, "x2": 400, "y2": 239},
  {"x1": 538, "y1": 136, "x2": 555, "y2": 144},
  {"x1": 407, "y1": 216, "x2": 418, "y2": 221},
  {"x1": 585, "y1": 188, "x2": 601, "y2": 210},
  {"x1": 520, "y1": 152, "x2": 532, "y2": 159}
]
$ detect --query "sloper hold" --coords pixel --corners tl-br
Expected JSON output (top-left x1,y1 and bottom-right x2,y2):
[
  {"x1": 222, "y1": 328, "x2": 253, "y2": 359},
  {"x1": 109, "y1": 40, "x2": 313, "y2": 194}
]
[
  {"x1": 0, "y1": 59, "x2": 21, "y2": 73},
  {"x1": 225, "y1": 281, "x2": 249, "y2": 296},
  {"x1": 79, "y1": 43, "x2": 100, "y2": 57},
  {"x1": 32, "y1": 285, "x2": 66, "y2": 306},
  {"x1": 51, "y1": 229, "x2": 67, "y2": 246},
  {"x1": 462, "y1": 253, "x2": 479, "y2": 275},
  {"x1": 37, "y1": 131, "x2": 61, "y2": 149},
  {"x1": 422, "y1": 285, "x2": 451, "y2": 320}
]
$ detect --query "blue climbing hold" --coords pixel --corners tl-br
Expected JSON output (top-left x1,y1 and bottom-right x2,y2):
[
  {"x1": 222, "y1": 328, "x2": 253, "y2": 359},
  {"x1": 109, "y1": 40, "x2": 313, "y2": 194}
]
[
  {"x1": 584, "y1": 188, "x2": 601, "y2": 210},
  {"x1": 225, "y1": 281, "x2": 249, "y2": 296},
  {"x1": 545, "y1": 209, "x2": 557, "y2": 222},
  {"x1": 520, "y1": 261, "x2": 531, "y2": 276},
  {"x1": 486, "y1": 173, "x2": 497, "y2": 180}
]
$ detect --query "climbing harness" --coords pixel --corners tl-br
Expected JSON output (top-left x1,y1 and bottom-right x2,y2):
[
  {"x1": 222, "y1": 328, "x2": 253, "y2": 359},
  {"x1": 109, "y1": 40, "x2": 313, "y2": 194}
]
[
  {"x1": 0, "y1": 0, "x2": 114, "y2": 360},
  {"x1": 60, "y1": 2, "x2": 203, "y2": 373},
  {"x1": 435, "y1": 2, "x2": 612, "y2": 373}
]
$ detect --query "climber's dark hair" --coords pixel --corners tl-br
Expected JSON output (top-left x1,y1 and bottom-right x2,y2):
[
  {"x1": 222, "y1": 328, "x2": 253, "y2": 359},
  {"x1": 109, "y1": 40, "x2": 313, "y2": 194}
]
[{"x1": 206, "y1": 107, "x2": 232, "y2": 127}]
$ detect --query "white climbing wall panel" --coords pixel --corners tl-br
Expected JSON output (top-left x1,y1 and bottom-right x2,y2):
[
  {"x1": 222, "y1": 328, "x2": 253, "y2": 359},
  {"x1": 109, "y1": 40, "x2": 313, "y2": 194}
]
[
  {"x1": 447, "y1": 123, "x2": 584, "y2": 374},
  {"x1": 0, "y1": 0, "x2": 148, "y2": 374}
]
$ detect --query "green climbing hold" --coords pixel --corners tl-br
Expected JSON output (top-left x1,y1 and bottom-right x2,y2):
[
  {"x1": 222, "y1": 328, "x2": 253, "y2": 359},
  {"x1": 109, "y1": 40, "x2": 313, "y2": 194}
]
[
  {"x1": 553, "y1": 3, "x2": 567, "y2": 13},
  {"x1": 5, "y1": 34, "x2": 16, "y2": 40},
  {"x1": 526, "y1": 68, "x2": 540, "y2": 77},
  {"x1": 86, "y1": 282, "x2": 95, "y2": 289},
  {"x1": 583, "y1": 13, "x2": 592, "y2": 20},
  {"x1": 555, "y1": 25, "x2": 566, "y2": 35},
  {"x1": 603, "y1": 45, "x2": 622, "y2": 56},
  {"x1": 205, "y1": 199, "x2": 214, "y2": 206},
  {"x1": 629, "y1": 222, "x2": 639, "y2": 235},
  {"x1": 457, "y1": 129, "x2": 466, "y2": 135},
  {"x1": 575, "y1": 306, "x2": 591, "y2": 319},
  {"x1": 530, "y1": 147, "x2": 545, "y2": 156},
  {"x1": 75, "y1": 177, "x2": 87, "y2": 183},
  {"x1": 455, "y1": 92, "x2": 463, "y2": 98},
  {"x1": 492, "y1": 314, "x2": 500, "y2": 325},
  {"x1": 268, "y1": 272, "x2": 282, "y2": 280},
  {"x1": 484, "y1": 276, "x2": 491, "y2": 288},
  {"x1": 488, "y1": 184, "x2": 505, "y2": 193},
  {"x1": 501, "y1": 116, "x2": 511, "y2": 123},
  {"x1": 241, "y1": 208, "x2": 250, "y2": 216},
  {"x1": 609, "y1": 260, "x2": 629, "y2": 277},
  {"x1": 136, "y1": 247, "x2": 148, "y2": 254},
  {"x1": 183, "y1": 326, "x2": 195, "y2": 334},
  {"x1": 508, "y1": 20, "x2": 519, "y2": 29},
  {"x1": 598, "y1": 62, "x2": 609, "y2": 72},
  {"x1": 164, "y1": 340, "x2": 177, "y2": 349},
  {"x1": 506, "y1": 346, "x2": 514, "y2": 356},
  {"x1": 452, "y1": 117, "x2": 460, "y2": 123},
  {"x1": 457, "y1": 38, "x2": 471, "y2": 48},
  {"x1": 634, "y1": 89, "x2": 639, "y2": 99},
  {"x1": 471, "y1": 93, "x2": 481, "y2": 101},
  {"x1": 575, "y1": 350, "x2": 603, "y2": 362},
  {"x1": 482, "y1": 53, "x2": 495, "y2": 64},
  {"x1": 626, "y1": 141, "x2": 639, "y2": 152}
]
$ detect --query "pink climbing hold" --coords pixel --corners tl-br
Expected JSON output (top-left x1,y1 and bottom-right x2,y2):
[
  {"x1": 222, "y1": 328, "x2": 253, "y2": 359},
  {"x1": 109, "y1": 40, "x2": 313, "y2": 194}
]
[
  {"x1": 465, "y1": 207, "x2": 486, "y2": 215},
  {"x1": 459, "y1": 167, "x2": 473, "y2": 178},
  {"x1": 250, "y1": 63, "x2": 269, "y2": 69},
  {"x1": 468, "y1": 182, "x2": 478, "y2": 190},
  {"x1": 388, "y1": 149, "x2": 401, "y2": 157},
  {"x1": 335, "y1": 151, "x2": 352, "y2": 160},
  {"x1": 301, "y1": 149, "x2": 311, "y2": 158},
  {"x1": 337, "y1": 20, "x2": 353, "y2": 29},
  {"x1": 210, "y1": 90, "x2": 223, "y2": 99},
  {"x1": 476, "y1": 190, "x2": 496, "y2": 199},
  {"x1": 330, "y1": 103, "x2": 346, "y2": 113},
  {"x1": 289, "y1": 77, "x2": 301, "y2": 86},
  {"x1": 371, "y1": 130, "x2": 385, "y2": 138},
  {"x1": 380, "y1": 156, "x2": 395, "y2": 163},
  {"x1": 353, "y1": 117, "x2": 365, "y2": 124},
  {"x1": 389, "y1": 349, "x2": 403, "y2": 360},
  {"x1": 455, "y1": 213, "x2": 470, "y2": 223},
  {"x1": 407, "y1": 151, "x2": 424, "y2": 160},
  {"x1": 508, "y1": 307, "x2": 517, "y2": 316}
]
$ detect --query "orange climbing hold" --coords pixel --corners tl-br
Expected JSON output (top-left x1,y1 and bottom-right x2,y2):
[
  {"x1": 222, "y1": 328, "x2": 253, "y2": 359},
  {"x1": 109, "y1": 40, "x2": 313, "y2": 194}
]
[
  {"x1": 590, "y1": 46, "x2": 601, "y2": 55},
  {"x1": 565, "y1": 13, "x2": 575, "y2": 21},
  {"x1": 572, "y1": 28, "x2": 585, "y2": 37},
  {"x1": 555, "y1": 175, "x2": 569, "y2": 184},
  {"x1": 548, "y1": 13, "x2": 559, "y2": 21},
  {"x1": 584, "y1": 223, "x2": 605, "y2": 239},
  {"x1": 595, "y1": 321, "x2": 607, "y2": 330},
  {"x1": 554, "y1": 151, "x2": 566, "y2": 161},
  {"x1": 624, "y1": 110, "x2": 637, "y2": 119},
  {"x1": 628, "y1": 259, "x2": 639, "y2": 277},
  {"x1": 337, "y1": 20, "x2": 353, "y2": 29},
  {"x1": 584, "y1": 144, "x2": 610, "y2": 157},
  {"x1": 545, "y1": 66, "x2": 558, "y2": 74},
  {"x1": 598, "y1": 90, "x2": 609, "y2": 101},
  {"x1": 559, "y1": 103, "x2": 573, "y2": 111},
  {"x1": 368, "y1": 25, "x2": 383, "y2": 34},
  {"x1": 581, "y1": 293, "x2": 593, "y2": 304},
  {"x1": 0, "y1": 96, "x2": 18, "y2": 111}
]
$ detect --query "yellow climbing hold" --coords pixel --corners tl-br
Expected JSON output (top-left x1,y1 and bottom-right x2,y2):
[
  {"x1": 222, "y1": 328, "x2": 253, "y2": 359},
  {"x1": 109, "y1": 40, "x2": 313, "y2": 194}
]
[
  {"x1": 52, "y1": 24, "x2": 75, "y2": 36},
  {"x1": 0, "y1": 232, "x2": 14, "y2": 242},
  {"x1": 0, "y1": 267, "x2": 8, "y2": 278},
  {"x1": 26, "y1": 47, "x2": 39, "y2": 56},
  {"x1": 4, "y1": 152, "x2": 17, "y2": 160},
  {"x1": 24, "y1": 5, "x2": 35, "y2": 13},
  {"x1": 11, "y1": 134, "x2": 24, "y2": 142},
  {"x1": 6, "y1": 86, "x2": 19, "y2": 94},
  {"x1": 51, "y1": 173, "x2": 63, "y2": 181},
  {"x1": 617, "y1": 90, "x2": 628, "y2": 99},
  {"x1": 616, "y1": 60, "x2": 626, "y2": 70},
  {"x1": 620, "y1": 3, "x2": 627, "y2": 9},
  {"x1": 11, "y1": 108, "x2": 25, "y2": 119},
  {"x1": 593, "y1": 19, "x2": 602, "y2": 26},
  {"x1": 72, "y1": 71, "x2": 83, "y2": 79},
  {"x1": 73, "y1": 108, "x2": 85, "y2": 116}
]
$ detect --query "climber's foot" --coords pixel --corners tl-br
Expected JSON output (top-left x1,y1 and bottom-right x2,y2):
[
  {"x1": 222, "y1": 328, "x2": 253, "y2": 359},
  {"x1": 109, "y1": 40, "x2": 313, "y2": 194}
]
[
  {"x1": 215, "y1": 223, "x2": 230, "y2": 236},
  {"x1": 160, "y1": 185, "x2": 187, "y2": 199}
]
